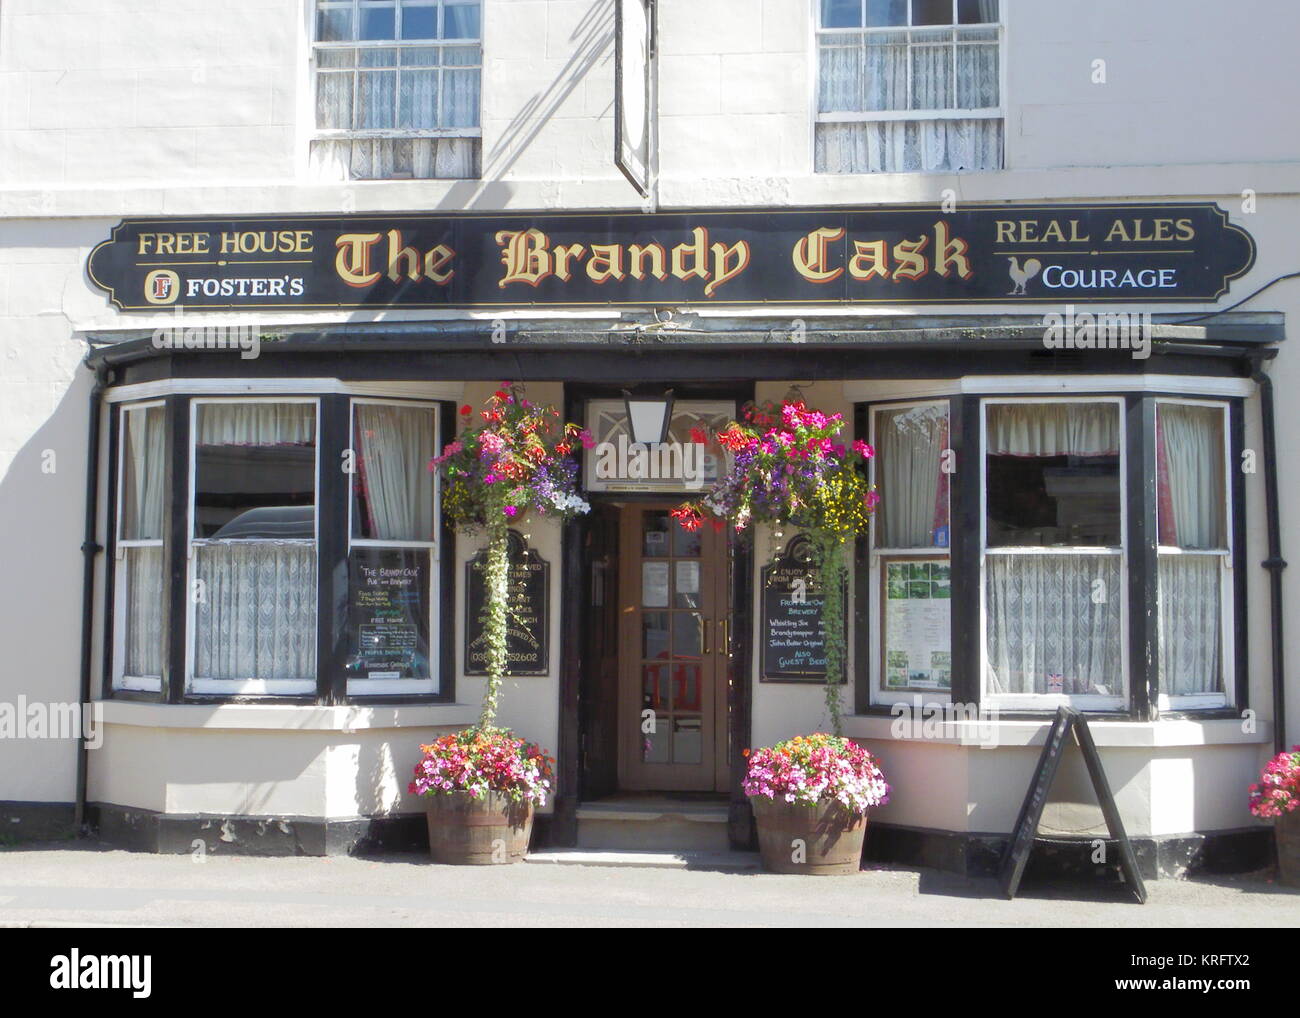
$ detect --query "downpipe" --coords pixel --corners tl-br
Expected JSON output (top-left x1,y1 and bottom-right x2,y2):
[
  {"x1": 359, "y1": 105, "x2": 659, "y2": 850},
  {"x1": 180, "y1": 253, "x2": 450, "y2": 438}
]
[
  {"x1": 75, "y1": 364, "x2": 109, "y2": 833},
  {"x1": 1249, "y1": 352, "x2": 1287, "y2": 754}
]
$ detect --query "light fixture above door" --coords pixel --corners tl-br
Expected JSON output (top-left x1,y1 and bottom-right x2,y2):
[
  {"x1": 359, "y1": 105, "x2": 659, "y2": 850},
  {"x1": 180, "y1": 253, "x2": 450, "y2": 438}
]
[{"x1": 622, "y1": 388, "x2": 675, "y2": 445}]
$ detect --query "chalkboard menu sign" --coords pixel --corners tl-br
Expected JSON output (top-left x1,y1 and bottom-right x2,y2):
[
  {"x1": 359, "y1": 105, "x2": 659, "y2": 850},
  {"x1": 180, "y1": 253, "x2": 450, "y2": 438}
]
[
  {"x1": 346, "y1": 547, "x2": 432, "y2": 679},
  {"x1": 465, "y1": 531, "x2": 549, "y2": 676},
  {"x1": 1000, "y1": 707, "x2": 1147, "y2": 904},
  {"x1": 761, "y1": 534, "x2": 847, "y2": 683}
]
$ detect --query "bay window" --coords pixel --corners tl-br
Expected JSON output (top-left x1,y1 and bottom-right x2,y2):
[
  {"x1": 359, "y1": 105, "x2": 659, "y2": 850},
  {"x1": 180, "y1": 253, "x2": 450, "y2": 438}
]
[
  {"x1": 1156, "y1": 400, "x2": 1232, "y2": 708},
  {"x1": 113, "y1": 403, "x2": 166, "y2": 691},
  {"x1": 981, "y1": 399, "x2": 1126, "y2": 709},
  {"x1": 189, "y1": 400, "x2": 319, "y2": 695},
  {"x1": 816, "y1": 0, "x2": 1003, "y2": 174},
  {"x1": 869, "y1": 401, "x2": 952, "y2": 704}
]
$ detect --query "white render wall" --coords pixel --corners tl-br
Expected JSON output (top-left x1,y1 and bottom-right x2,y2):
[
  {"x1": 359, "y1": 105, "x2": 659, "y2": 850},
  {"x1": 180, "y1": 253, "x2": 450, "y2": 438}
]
[
  {"x1": 0, "y1": 1, "x2": 1297, "y2": 838},
  {"x1": 2, "y1": 1, "x2": 1299, "y2": 191}
]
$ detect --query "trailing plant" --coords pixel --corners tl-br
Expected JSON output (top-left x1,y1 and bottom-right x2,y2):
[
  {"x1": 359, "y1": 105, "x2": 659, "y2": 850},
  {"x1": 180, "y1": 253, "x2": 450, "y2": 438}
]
[
  {"x1": 671, "y1": 399, "x2": 878, "y2": 734},
  {"x1": 742, "y1": 733, "x2": 889, "y2": 815},
  {"x1": 432, "y1": 384, "x2": 591, "y2": 729}
]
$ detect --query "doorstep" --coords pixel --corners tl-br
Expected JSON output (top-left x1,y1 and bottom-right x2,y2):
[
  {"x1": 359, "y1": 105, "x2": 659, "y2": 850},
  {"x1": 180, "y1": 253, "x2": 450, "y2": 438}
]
[{"x1": 526, "y1": 848, "x2": 760, "y2": 871}]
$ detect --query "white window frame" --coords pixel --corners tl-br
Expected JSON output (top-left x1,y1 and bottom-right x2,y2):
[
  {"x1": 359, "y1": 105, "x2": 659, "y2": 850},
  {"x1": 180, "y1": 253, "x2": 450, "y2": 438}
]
[
  {"x1": 814, "y1": 0, "x2": 1006, "y2": 172},
  {"x1": 867, "y1": 399, "x2": 953, "y2": 707},
  {"x1": 979, "y1": 395, "x2": 1129, "y2": 712},
  {"x1": 112, "y1": 400, "x2": 167, "y2": 693},
  {"x1": 310, "y1": 0, "x2": 483, "y2": 144},
  {"x1": 1154, "y1": 397, "x2": 1233, "y2": 713},
  {"x1": 186, "y1": 397, "x2": 321, "y2": 696},
  {"x1": 347, "y1": 397, "x2": 441, "y2": 696}
]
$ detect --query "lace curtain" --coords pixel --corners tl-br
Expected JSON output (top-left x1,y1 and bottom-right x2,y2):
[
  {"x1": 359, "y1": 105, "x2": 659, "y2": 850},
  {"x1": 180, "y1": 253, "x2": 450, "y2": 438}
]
[
  {"x1": 195, "y1": 544, "x2": 317, "y2": 681},
  {"x1": 1157, "y1": 404, "x2": 1227, "y2": 695},
  {"x1": 877, "y1": 404, "x2": 948, "y2": 547},
  {"x1": 816, "y1": 23, "x2": 1001, "y2": 172},
  {"x1": 124, "y1": 546, "x2": 165, "y2": 678},
  {"x1": 121, "y1": 406, "x2": 165, "y2": 678},
  {"x1": 355, "y1": 404, "x2": 436, "y2": 541},
  {"x1": 986, "y1": 554, "x2": 1122, "y2": 696},
  {"x1": 193, "y1": 403, "x2": 317, "y2": 682}
]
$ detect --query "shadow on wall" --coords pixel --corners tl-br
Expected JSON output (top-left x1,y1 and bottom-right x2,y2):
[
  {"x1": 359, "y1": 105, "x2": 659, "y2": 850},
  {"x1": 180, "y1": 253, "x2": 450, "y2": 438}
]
[
  {"x1": 482, "y1": 0, "x2": 615, "y2": 183},
  {"x1": 0, "y1": 364, "x2": 92, "y2": 801}
]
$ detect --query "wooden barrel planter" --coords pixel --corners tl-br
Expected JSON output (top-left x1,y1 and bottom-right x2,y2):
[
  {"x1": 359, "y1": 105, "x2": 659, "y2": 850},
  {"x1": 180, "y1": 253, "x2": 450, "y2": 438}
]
[
  {"x1": 424, "y1": 790, "x2": 534, "y2": 865},
  {"x1": 1277, "y1": 808, "x2": 1300, "y2": 887},
  {"x1": 750, "y1": 796, "x2": 868, "y2": 875}
]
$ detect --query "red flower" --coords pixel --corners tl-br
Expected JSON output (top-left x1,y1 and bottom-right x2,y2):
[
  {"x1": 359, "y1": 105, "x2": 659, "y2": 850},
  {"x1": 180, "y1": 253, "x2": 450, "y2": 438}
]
[
  {"x1": 459, "y1": 404, "x2": 472, "y2": 416},
  {"x1": 689, "y1": 426, "x2": 708, "y2": 444}
]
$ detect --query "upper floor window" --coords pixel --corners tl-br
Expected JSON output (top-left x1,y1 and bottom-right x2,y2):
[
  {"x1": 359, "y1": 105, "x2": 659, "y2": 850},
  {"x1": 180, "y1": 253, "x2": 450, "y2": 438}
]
[
  {"x1": 816, "y1": 0, "x2": 1003, "y2": 174},
  {"x1": 311, "y1": 0, "x2": 482, "y2": 180}
]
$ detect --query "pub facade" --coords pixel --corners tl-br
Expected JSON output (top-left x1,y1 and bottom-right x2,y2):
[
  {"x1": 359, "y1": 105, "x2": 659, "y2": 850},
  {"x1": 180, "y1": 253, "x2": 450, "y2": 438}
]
[{"x1": 1, "y1": 0, "x2": 1296, "y2": 877}]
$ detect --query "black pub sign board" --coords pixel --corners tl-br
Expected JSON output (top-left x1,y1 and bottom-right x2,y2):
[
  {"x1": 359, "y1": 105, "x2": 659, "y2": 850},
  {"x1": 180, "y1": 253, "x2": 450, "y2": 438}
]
[
  {"x1": 761, "y1": 534, "x2": 848, "y2": 683},
  {"x1": 88, "y1": 202, "x2": 1254, "y2": 311},
  {"x1": 464, "y1": 531, "x2": 549, "y2": 677}
]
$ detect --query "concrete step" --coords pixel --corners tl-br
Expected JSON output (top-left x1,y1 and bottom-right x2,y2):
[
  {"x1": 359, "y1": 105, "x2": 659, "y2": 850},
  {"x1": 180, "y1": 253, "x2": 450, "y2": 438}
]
[
  {"x1": 526, "y1": 848, "x2": 760, "y2": 871},
  {"x1": 575, "y1": 797, "x2": 732, "y2": 852}
]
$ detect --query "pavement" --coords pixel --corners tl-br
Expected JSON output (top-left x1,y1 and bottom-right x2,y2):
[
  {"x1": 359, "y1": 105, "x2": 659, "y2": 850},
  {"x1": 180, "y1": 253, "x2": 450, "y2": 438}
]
[{"x1": 1, "y1": 841, "x2": 1298, "y2": 927}]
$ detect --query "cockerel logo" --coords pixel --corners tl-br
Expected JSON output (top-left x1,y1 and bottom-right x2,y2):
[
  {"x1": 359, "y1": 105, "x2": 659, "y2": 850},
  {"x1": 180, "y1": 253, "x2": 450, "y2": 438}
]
[{"x1": 1007, "y1": 257, "x2": 1041, "y2": 296}]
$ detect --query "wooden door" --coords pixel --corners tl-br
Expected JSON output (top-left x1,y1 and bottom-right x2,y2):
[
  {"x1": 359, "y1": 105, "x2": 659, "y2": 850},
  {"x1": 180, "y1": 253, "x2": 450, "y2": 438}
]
[{"x1": 617, "y1": 503, "x2": 730, "y2": 792}]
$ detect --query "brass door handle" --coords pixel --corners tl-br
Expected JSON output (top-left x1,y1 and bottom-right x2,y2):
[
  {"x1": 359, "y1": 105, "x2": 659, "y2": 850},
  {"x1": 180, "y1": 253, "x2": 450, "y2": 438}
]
[{"x1": 719, "y1": 616, "x2": 729, "y2": 656}]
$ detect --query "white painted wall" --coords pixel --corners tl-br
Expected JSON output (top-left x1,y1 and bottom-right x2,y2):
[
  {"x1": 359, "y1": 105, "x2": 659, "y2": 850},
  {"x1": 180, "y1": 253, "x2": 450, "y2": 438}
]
[{"x1": 0, "y1": 1, "x2": 1296, "y2": 843}]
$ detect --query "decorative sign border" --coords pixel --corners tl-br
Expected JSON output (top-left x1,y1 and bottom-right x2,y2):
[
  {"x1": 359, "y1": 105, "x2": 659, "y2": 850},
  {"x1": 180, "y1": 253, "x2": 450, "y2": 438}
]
[{"x1": 87, "y1": 202, "x2": 1255, "y2": 312}]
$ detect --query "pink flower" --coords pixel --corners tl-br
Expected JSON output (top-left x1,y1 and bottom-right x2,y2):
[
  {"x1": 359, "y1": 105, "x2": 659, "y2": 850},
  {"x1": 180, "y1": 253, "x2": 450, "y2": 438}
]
[
  {"x1": 853, "y1": 440, "x2": 875, "y2": 459},
  {"x1": 503, "y1": 505, "x2": 518, "y2": 517}
]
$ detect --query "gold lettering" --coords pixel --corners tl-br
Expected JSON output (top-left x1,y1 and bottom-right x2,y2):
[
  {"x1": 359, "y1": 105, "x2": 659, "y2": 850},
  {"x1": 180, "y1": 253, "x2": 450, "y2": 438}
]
[
  {"x1": 423, "y1": 244, "x2": 455, "y2": 285},
  {"x1": 792, "y1": 227, "x2": 845, "y2": 284},
  {"x1": 495, "y1": 229, "x2": 553, "y2": 287},
  {"x1": 334, "y1": 232, "x2": 383, "y2": 288},
  {"x1": 848, "y1": 239, "x2": 889, "y2": 281},
  {"x1": 387, "y1": 229, "x2": 422, "y2": 283},
  {"x1": 891, "y1": 236, "x2": 930, "y2": 281},
  {"x1": 552, "y1": 243, "x2": 586, "y2": 281},
  {"x1": 670, "y1": 227, "x2": 711, "y2": 282},
  {"x1": 587, "y1": 244, "x2": 625, "y2": 283},
  {"x1": 704, "y1": 240, "x2": 750, "y2": 297},
  {"x1": 628, "y1": 243, "x2": 667, "y2": 281},
  {"x1": 933, "y1": 221, "x2": 972, "y2": 279}
]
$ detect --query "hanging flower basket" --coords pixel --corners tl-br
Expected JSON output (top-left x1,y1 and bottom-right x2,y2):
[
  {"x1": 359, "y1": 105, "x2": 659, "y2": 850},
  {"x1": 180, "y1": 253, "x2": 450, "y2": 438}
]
[
  {"x1": 744, "y1": 733, "x2": 889, "y2": 875},
  {"x1": 672, "y1": 398, "x2": 877, "y2": 735},
  {"x1": 1249, "y1": 746, "x2": 1300, "y2": 887},
  {"x1": 414, "y1": 384, "x2": 587, "y2": 864}
]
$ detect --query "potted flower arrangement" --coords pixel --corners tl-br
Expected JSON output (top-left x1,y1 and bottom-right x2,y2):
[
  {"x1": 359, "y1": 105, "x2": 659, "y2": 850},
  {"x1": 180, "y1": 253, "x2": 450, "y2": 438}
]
[
  {"x1": 743, "y1": 733, "x2": 890, "y2": 874},
  {"x1": 1248, "y1": 746, "x2": 1300, "y2": 887},
  {"x1": 671, "y1": 398, "x2": 884, "y2": 873},
  {"x1": 671, "y1": 398, "x2": 878, "y2": 735},
  {"x1": 408, "y1": 384, "x2": 590, "y2": 864}
]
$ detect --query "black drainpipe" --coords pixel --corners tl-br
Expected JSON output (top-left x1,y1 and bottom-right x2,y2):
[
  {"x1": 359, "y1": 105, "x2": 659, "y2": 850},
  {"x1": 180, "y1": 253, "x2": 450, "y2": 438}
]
[
  {"x1": 1249, "y1": 352, "x2": 1288, "y2": 754},
  {"x1": 75, "y1": 364, "x2": 109, "y2": 834}
]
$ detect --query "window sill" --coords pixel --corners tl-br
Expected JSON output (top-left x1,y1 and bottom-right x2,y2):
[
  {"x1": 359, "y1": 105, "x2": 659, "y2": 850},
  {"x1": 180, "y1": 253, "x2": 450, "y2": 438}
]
[
  {"x1": 843, "y1": 712, "x2": 1272, "y2": 748},
  {"x1": 96, "y1": 699, "x2": 479, "y2": 732}
]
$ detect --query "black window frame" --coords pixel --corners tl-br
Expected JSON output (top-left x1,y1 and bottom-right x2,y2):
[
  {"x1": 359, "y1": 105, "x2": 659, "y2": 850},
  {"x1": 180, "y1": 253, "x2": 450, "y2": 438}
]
[
  {"x1": 853, "y1": 389, "x2": 1247, "y2": 720},
  {"x1": 102, "y1": 392, "x2": 457, "y2": 706}
]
